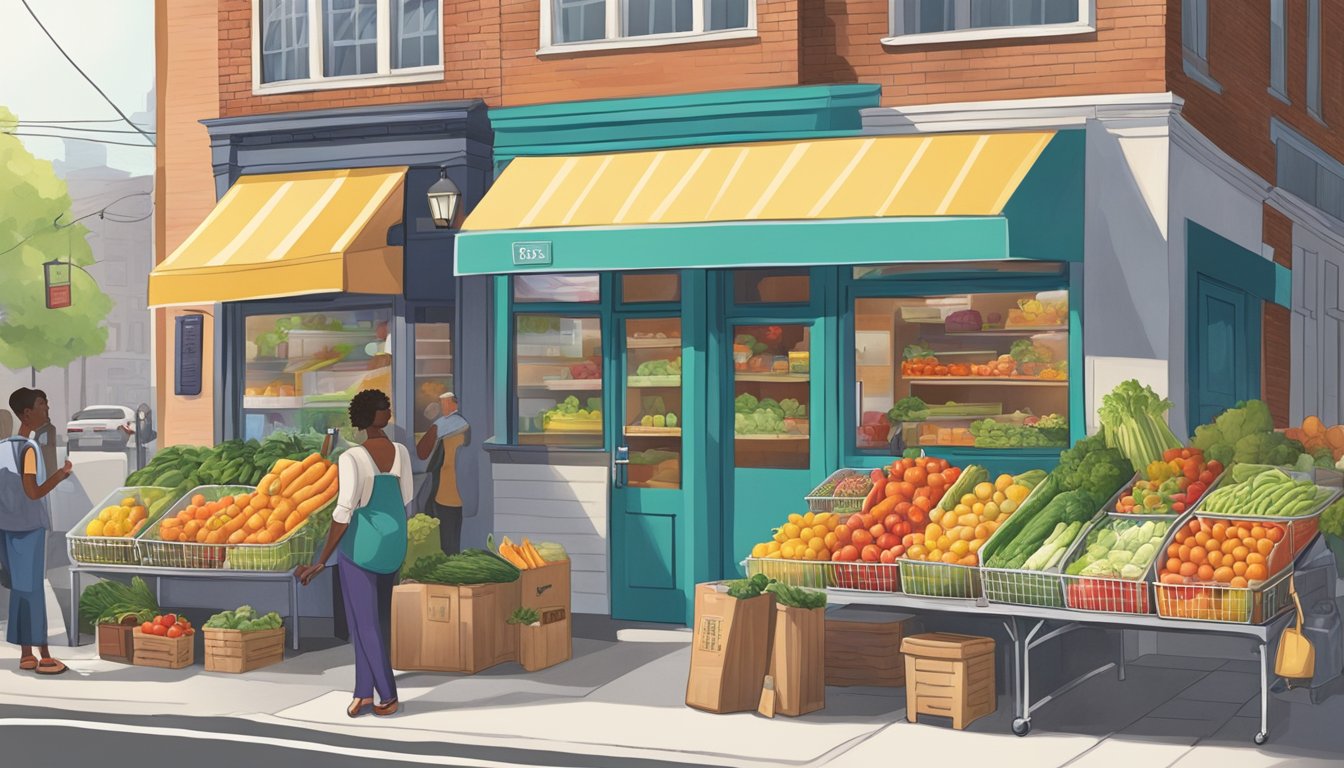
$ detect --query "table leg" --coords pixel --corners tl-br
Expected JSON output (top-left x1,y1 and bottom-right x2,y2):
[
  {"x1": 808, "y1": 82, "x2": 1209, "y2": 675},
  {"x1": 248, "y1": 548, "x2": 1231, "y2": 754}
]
[
  {"x1": 290, "y1": 576, "x2": 300, "y2": 651},
  {"x1": 1118, "y1": 632, "x2": 1127, "y2": 682},
  {"x1": 68, "y1": 569, "x2": 79, "y2": 647},
  {"x1": 1255, "y1": 642, "x2": 1269, "y2": 745}
]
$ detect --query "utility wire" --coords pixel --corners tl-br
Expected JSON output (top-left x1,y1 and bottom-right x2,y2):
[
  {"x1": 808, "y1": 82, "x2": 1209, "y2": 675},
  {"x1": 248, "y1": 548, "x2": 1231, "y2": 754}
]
[
  {"x1": 18, "y1": 0, "x2": 155, "y2": 147},
  {"x1": 11, "y1": 118, "x2": 149, "y2": 125},
  {"x1": 7, "y1": 132, "x2": 157, "y2": 148},
  {"x1": 19, "y1": 124, "x2": 156, "y2": 135},
  {"x1": 0, "y1": 192, "x2": 153, "y2": 260}
]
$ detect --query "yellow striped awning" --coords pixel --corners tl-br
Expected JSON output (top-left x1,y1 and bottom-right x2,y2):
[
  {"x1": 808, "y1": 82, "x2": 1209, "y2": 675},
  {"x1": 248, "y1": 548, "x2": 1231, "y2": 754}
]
[
  {"x1": 149, "y1": 167, "x2": 407, "y2": 307},
  {"x1": 462, "y1": 132, "x2": 1054, "y2": 232}
]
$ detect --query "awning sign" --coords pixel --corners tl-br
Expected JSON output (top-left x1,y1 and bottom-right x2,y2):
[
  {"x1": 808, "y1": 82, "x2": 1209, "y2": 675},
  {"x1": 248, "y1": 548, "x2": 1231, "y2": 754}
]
[
  {"x1": 512, "y1": 241, "x2": 552, "y2": 267},
  {"x1": 45, "y1": 261, "x2": 71, "y2": 309}
]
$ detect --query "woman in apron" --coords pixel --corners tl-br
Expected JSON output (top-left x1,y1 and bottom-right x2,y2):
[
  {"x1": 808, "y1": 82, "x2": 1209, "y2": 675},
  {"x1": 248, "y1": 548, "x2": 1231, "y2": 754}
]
[{"x1": 296, "y1": 390, "x2": 411, "y2": 717}]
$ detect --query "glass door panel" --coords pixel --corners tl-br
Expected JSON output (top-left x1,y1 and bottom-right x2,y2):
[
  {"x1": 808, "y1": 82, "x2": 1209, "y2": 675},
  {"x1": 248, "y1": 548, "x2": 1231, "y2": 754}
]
[
  {"x1": 623, "y1": 317, "x2": 683, "y2": 488},
  {"x1": 732, "y1": 324, "x2": 810, "y2": 469}
]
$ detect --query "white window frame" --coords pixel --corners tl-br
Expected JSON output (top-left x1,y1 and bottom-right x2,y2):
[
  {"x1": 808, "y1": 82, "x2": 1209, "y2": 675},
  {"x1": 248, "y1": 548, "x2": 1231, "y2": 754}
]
[
  {"x1": 1181, "y1": 0, "x2": 1221, "y2": 93},
  {"x1": 1269, "y1": 0, "x2": 1287, "y2": 103},
  {"x1": 252, "y1": 0, "x2": 445, "y2": 95},
  {"x1": 538, "y1": 0, "x2": 757, "y2": 56},
  {"x1": 882, "y1": 0, "x2": 1095, "y2": 47}
]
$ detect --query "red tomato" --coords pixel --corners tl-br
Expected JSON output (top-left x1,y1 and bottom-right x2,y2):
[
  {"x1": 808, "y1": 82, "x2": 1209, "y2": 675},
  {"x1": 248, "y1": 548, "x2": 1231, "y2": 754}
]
[
  {"x1": 877, "y1": 533, "x2": 899, "y2": 550},
  {"x1": 883, "y1": 514, "x2": 903, "y2": 532},
  {"x1": 891, "y1": 545, "x2": 906, "y2": 558},
  {"x1": 163, "y1": 613, "x2": 178, "y2": 626},
  {"x1": 1181, "y1": 449, "x2": 1191, "y2": 459},
  {"x1": 840, "y1": 545, "x2": 859, "y2": 562},
  {"x1": 851, "y1": 529, "x2": 874, "y2": 548},
  {"x1": 1163, "y1": 448, "x2": 1182, "y2": 462},
  {"x1": 913, "y1": 495, "x2": 932, "y2": 511},
  {"x1": 836, "y1": 524, "x2": 852, "y2": 545},
  {"x1": 907, "y1": 507, "x2": 927, "y2": 525},
  {"x1": 904, "y1": 467, "x2": 928, "y2": 486},
  {"x1": 150, "y1": 623, "x2": 168, "y2": 636},
  {"x1": 847, "y1": 514, "x2": 865, "y2": 530},
  {"x1": 897, "y1": 481, "x2": 917, "y2": 498},
  {"x1": 140, "y1": 621, "x2": 155, "y2": 634},
  {"x1": 893, "y1": 501, "x2": 912, "y2": 517},
  {"x1": 166, "y1": 625, "x2": 184, "y2": 639},
  {"x1": 869, "y1": 523, "x2": 886, "y2": 539},
  {"x1": 1207, "y1": 460, "x2": 1224, "y2": 475},
  {"x1": 861, "y1": 545, "x2": 881, "y2": 562},
  {"x1": 1171, "y1": 502, "x2": 1186, "y2": 513},
  {"x1": 943, "y1": 467, "x2": 961, "y2": 483},
  {"x1": 1198, "y1": 470, "x2": 1214, "y2": 484},
  {"x1": 879, "y1": 549, "x2": 897, "y2": 564}
]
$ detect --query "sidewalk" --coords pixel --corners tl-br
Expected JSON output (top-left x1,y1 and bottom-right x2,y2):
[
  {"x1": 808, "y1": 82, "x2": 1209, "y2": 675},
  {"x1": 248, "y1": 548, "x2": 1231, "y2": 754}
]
[{"x1": 2, "y1": 615, "x2": 1342, "y2": 767}]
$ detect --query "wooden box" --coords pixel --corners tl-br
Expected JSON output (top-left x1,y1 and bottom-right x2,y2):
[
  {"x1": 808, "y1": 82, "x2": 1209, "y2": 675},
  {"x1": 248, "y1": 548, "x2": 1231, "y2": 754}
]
[
  {"x1": 901, "y1": 632, "x2": 996, "y2": 730},
  {"x1": 520, "y1": 560, "x2": 571, "y2": 613},
  {"x1": 132, "y1": 629, "x2": 194, "y2": 669},
  {"x1": 519, "y1": 607, "x2": 572, "y2": 672},
  {"x1": 685, "y1": 582, "x2": 774, "y2": 714},
  {"x1": 204, "y1": 627, "x2": 285, "y2": 673},
  {"x1": 824, "y1": 609, "x2": 918, "y2": 688},
  {"x1": 392, "y1": 581, "x2": 519, "y2": 673},
  {"x1": 97, "y1": 620, "x2": 137, "y2": 664},
  {"x1": 770, "y1": 603, "x2": 826, "y2": 717}
]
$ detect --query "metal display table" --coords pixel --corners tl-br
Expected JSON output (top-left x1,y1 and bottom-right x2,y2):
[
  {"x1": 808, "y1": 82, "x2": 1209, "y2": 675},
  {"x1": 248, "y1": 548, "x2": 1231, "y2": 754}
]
[
  {"x1": 827, "y1": 590, "x2": 1292, "y2": 744},
  {"x1": 69, "y1": 564, "x2": 303, "y2": 651}
]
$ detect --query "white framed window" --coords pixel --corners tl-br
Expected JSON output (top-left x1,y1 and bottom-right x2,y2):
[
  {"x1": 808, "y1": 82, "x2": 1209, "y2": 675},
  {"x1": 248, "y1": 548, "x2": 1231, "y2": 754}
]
[
  {"x1": 1307, "y1": 0, "x2": 1322, "y2": 120},
  {"x1": 1274, "y1": 118, "x2": 1344, "y2": 224},
  {"x1": 1269, "y1": 0, "x2": 1287, "y2": 101},
  {"x1": 253, "y1": 0, "x2": 443, "y2": 94},
  {"x1": 540, "y1": 0, "x2": 755, "y2": 55},
  {"x1": 1181, "y1": 0, "x2": 1220, "y2": 93},
  {"x1": 884, "y1": 0, "x2": 1094, "y2": 46}
]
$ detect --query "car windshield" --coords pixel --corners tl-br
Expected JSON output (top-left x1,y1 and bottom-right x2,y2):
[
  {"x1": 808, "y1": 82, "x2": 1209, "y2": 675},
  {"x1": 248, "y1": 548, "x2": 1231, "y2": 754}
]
[{"x1": 73, "y1": 408, "x2": 126, "y2": 421}]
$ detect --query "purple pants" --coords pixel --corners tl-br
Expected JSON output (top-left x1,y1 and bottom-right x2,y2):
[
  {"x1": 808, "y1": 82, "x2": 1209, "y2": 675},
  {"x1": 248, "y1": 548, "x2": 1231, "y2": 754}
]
[{"x1": 337, "y1": 551, "x2": 397, "y2": 702}]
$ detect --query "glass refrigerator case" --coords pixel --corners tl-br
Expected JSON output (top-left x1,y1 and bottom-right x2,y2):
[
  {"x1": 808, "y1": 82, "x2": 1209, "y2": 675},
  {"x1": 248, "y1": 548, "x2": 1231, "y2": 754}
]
[
  {"x1": 514, "y1": 314, "x2": 603, "y2": 447},
  {"x1": 733, "y1": 323, "x2": 811, "y2": 470}
]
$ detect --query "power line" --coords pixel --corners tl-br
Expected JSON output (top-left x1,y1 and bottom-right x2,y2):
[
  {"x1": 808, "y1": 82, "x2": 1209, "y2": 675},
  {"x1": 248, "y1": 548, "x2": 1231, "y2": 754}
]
[
  {"x1": 0, "y1": 192, "x2": 153, "y2": 260},
  {"x1": 7, "y1": 132, "x2": 158, "y2": 148},
  {"x1": 19, "y1": 124, "x2": 156, "y2": 135},
  {"x1": 10, "y1": 118, "x2": 148, "y2": 125},
  {"x1": 18, "y1": 0, "x2": 155, "y2": 147}
]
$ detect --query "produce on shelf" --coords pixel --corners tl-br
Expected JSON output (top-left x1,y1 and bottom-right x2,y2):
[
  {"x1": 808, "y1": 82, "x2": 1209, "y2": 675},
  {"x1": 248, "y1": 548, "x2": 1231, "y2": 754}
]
[
  {"x1": 517, "y1": 316, "x2": 562, "y2": 335},
  {"x1": 1009, "y1": 339, "x2": 1053, "y2": 364},
  {"x1": 766, "y1": 582, "x2": 828, "y2": 609},
  {"x1": 1197, "y1": 465, "x2": 1334, "y2": 518},
  {"x1": 836, "y1": 458, "x2": 958, "y2": 564},
  {"x1": 734, "y1": 393, "x2": 804, "y2": 436},
  {"x1": 751, "y1": 511, "x2": 844, "y2": 561},
  {"x1": 903, "y1": 469, "x2": 1038, "y2": 567},
  {"x1": 569, "y1": 357, "x2": 601, "y2": 380},
  {"x1": 903, "y1": 343, "x2": 936, "y2": 361},
  {"x1": 403, "y1": 550, "x2": 521, "y2": 585},
  {"x1": 1158, "y1": 517, "x2": 1282, "y2": 588},
  {"x1": 203, "y1": 605, "x2": 282, "y2": 631},
  {"x1": 972, "y1": 355, "x2": 1018, "y2": 378},
  {"x1": 1006, "y1": 295, "x2": 1067, "y2": 327},
  {"x1": 254, "y1": 314, "x2": 345, "y2": 358},
  {"x1": 79, "y1": 576, "x2": 159, "y2": 630},
  {"x1": 858, "y1": 411, "x2": 893, "y2": 447},
  {"x1": 887, "y1": 396, "x2": 929, "y2": 422},
  {"x1": 84, "y1": 490, "x2": 173, "y2": 538},
  {"x1": 541, "y1": 396, "x2": 603, "y2": 429},
  {"x1": 944, "y1": 309, "x2": 983, "y2": 332},
  {"x1": 635, "y1": 357, "x2": 681, "y2": 377},
  {"x1": 1189, "y1": 399, "x2": 1305, "y2": 468},
  {"x1": 1097, "y1": 380, "x2": 1184, "y2": 473},
  {"x1": 1115, "y1": 448, "x2": 1224, "y2": 515},
  {"x1": 1285, "y1": 416, "x2": 1344, "y2": 462},
  {"x1": 985, "y1": 487, "x2": 1096, "y2": 570},
  {"x1": 638, "y1": 412, "x2": 679, "y2": 428},
  {"x1": 969, "y1": 418, "x2": 1069, "y2": 448},
  {"x1": 1052, "y1": 430, "x2": 1132, "y2": 501},
  {"x1": 403, "y1": 514, "x2": 444, "y2": 578},
  {"x1": 140, "y1": 613, "x2": 196, "y2": 638},
  {"x1": 126, "y1": 433, "x2": 328, "y2": 502},
  {"x1": 1065, "y1": 519, "x2": 1172, "y2": 580}
]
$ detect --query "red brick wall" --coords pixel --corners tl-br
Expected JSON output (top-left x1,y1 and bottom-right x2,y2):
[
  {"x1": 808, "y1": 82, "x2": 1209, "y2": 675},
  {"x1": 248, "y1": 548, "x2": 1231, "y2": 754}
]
[
  {"x1": 801, "y1": 0, "x2": 1167, "y2": 105},
  {"x1": 497, "y1": 0, "x2": 800, "y2": 106},
  {"x1": 218, "y1": 0, "x2": 502, "y2": 117},
  {"x1": 1261, "y1": 205, "x2": 1294, "y2": 427}
]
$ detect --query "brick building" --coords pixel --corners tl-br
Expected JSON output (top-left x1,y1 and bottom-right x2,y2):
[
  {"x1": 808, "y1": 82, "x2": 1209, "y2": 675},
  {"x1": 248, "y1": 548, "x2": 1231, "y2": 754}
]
[{"x1": 154, "y1": 1, "x2": 1342, "y2": 624}]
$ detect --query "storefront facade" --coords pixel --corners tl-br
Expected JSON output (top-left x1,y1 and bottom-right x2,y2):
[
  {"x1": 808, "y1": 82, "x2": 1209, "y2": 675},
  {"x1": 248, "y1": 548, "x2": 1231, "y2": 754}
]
[{"x1": 458, "y1": 85, "x2": 1094, "y2": 624}]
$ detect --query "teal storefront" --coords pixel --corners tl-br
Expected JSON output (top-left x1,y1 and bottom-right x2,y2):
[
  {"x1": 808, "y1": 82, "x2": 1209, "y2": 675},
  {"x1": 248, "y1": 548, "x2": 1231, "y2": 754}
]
[{"x1": 461, "y1": 86, "x2": 1089, "y2": 624}]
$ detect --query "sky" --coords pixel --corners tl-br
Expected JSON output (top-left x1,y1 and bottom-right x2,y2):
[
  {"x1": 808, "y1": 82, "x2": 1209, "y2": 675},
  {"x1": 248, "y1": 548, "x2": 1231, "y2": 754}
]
[{"x1": 0, "y1": 0, "x2": 155, "y2": 176}]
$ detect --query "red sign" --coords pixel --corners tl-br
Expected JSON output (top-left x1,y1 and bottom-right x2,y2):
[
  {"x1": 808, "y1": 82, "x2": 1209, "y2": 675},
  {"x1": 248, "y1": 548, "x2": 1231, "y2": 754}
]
[{"x1": 46, "y1": 284, "x2": 71, "y2": 309}]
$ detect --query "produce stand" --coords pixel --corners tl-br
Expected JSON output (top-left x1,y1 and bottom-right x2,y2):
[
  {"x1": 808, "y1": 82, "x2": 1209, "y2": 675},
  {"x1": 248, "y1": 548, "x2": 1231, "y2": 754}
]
[{"x1": 68, "y1": 564, "x2": 305, "y2": 651}]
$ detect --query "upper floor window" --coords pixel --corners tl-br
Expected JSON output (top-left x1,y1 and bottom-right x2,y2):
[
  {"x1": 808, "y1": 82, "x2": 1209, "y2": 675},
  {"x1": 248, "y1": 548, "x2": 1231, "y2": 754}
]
[
  {"x1": 885, "y1": 0, "x2": 1094, "y2": 46},
  {"x1": 255, "y1": 0, "x2": 442, "y2": 92},
  {"x1": 1307, "y1": 0, "x2": 1322, "y2": 120},
  {"x1": 542, "y1": 0, "x2": 755, "y2": 53},
  {"x1": 1181, "y1": 0, "x2": 1220, "y2": 93},
  {"x1": 1269, "y1": 0, "x2": 1287, "y2": 101},
  {"x1": 1274, "y1": 119, "x2": 1344, "y2": 225}
]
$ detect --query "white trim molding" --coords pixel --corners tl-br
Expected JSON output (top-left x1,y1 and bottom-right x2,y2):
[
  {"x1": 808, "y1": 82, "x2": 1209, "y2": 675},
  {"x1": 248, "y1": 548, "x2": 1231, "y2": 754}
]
[
  {"x1": 538, "y1": 0, "x2": 757, "y2": 56},
  {"x1": 882, "y1": 0, "x2": 1094, "y2": 47},
  {"x1": 862, "y1": 92, "x2": 1183, "y2": 135}
]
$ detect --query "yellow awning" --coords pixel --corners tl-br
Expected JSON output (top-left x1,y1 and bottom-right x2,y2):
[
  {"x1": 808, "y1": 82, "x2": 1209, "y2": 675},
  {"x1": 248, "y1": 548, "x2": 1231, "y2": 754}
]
[
  {"x1": 462, "y1": 132, "x2": 1053, "y2": 232},
  {"x1": 149, "y1": 167, "x2": 407, "y2": 306}
]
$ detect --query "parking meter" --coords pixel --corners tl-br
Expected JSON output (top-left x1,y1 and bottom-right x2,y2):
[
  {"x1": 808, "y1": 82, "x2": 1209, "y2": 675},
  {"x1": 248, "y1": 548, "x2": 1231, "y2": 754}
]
[{"x1": 135, "y1": 403, "x2": 157, "y2": 471}]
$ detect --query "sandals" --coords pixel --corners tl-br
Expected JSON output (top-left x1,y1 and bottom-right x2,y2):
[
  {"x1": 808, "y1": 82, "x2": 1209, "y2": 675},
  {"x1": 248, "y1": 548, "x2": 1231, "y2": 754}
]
[
  {"x1": 373, "y1": 698, "x2": 399, "y2": 717},
  {"x1": 18, "y1": 656, "x2": 37, "y2": 671},
  {"x1": 31, "y1": 658, "x2": 67, "y2": 675},
  {"x1": 347, "y1": 697, "x2": 374, "y2": 718}
]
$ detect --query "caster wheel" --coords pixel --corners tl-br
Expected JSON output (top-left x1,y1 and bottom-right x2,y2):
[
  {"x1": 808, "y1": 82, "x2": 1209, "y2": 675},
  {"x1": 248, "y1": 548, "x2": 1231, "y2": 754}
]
[
  {"x1": 1012, "y1": 718, "x2": 1031, "y2": 737},
  {"x1": 1254, "y1": 732, "x2": 1267, "y2": 745}
]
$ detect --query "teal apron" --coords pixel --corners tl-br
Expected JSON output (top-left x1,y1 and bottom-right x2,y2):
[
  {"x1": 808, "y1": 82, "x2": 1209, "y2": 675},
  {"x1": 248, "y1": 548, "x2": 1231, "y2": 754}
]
[{"x1": 339, "y1": 473, "x2": 408, "y2": 575}]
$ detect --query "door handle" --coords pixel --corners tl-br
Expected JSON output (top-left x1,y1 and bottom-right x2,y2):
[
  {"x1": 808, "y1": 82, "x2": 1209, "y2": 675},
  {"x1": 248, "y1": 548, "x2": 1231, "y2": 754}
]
[{"x1": 612, "y1": 445, "x2": 629, "y2": 488}]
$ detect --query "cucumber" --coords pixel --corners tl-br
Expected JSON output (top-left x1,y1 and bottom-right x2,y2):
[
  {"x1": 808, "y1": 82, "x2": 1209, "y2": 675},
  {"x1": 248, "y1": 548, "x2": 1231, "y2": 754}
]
[{"x1": 939, "y1": 465, "x2": 988, "y2": 511}]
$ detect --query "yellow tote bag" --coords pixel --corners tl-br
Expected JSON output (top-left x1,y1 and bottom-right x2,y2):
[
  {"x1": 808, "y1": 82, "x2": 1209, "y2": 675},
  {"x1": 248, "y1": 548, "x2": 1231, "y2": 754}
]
[{"x1": 1275, "y1": 575, "x2": 1315, "y2": 683}]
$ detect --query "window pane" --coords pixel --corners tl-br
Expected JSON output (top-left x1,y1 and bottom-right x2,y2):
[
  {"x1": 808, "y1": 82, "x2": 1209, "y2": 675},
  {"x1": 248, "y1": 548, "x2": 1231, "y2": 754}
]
[
  {"x1": 1270, "y1": 0, "x2": 1286, "y2": 93},
  {"x1": 243, "y1": 309, "x2": 394, "y2": 443},
  {"x1": 621, "y1": 272, "x2": 681, "y2": 303},
  {"x1": 1277, "y1": 142, "x2": 1318, "y2": 204},
  {"x1": 514, "y1": 273, "x2": 601, "y2": 303},
  {"x1": 515, "y1": 315, "x2": 603, "y2": 447},
  {"x1": 625, "y1": 317, "x2": 682, "y2": 488},
  {"x1": 325, "y1": 0, "x2": 378, "y2": 77},
  {"x1": 734, "y1": 324, "x2": 810, "y2": 469},
  {"x1": 412, "y1": 321, "x2": 453, "y2": 438},
  {"x1": 853, "y1": 292, "x2": 1069, "y2": 453},
  {"x1": 556, "y1": 0, "x2": 606, "y2": 42},
  {"x1": 624, "y1": 0, "x2": 693, "y2": 36},
  {"x1": 900, "y1": 0, "x2": 1078, "y2": 34},
  {"x1": 260, "y1": 0, "x2": 310, "y2": 83},
  {"x1": 733, "y1": 268, "x2": 810, "y2": 304},
  {"x1": 707, "y1": 0, "x2": 749, "y2": 30}
]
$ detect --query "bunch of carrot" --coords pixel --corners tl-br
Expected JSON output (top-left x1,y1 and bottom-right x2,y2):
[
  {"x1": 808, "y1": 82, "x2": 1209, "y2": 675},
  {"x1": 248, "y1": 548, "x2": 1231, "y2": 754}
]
[{"x1": 496, "y1": 536, "x2": 547, "y2": 569}]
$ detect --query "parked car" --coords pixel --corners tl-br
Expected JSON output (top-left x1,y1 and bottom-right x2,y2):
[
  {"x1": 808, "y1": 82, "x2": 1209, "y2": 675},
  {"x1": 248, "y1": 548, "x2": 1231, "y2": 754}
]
[{"x1": 67, "y1": 405, "x2": 136, "y2": 452}]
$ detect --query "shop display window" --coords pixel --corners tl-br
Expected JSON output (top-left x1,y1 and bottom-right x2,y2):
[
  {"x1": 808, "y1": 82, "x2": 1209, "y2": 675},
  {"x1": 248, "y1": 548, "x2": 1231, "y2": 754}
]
[
  {"x1": 623, "y1": 317, "x2": 683, "y2": 488},
  {"x1": 514, "y1": 314, "x2": 603, "y2": 447},
  {"x1": 733, "y1": 323, "x2": 810, "y2": 469},
  {"x1": 412, "y1": 320, "x2": 453, "y2": 440},
  {"x1": 853, "y1": 290, "x2": 1070, "y2": 453},
  {"x1": 733, "y1": 268, "x2": 810, "y2": 304},
  {"x1": 514, "y1": 273, "x2": 600, "y2": 303},
  {"x1": 621, "y1": 271, "x2": 680, "y2": 304},
  {"x1": 854, "y1": 262, "x2": 1066, "y2": 280},
  {"x1": 242, "y1": 307, "x2": 394, "y2": 442}
]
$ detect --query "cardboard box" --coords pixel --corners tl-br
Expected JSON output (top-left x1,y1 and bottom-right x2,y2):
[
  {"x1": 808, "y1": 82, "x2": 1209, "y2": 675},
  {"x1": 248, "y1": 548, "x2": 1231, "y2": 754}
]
[
  {"x1": 520, "y1": 560, "x2": 571, "y2": 613},
  {"x1": 770, "y1": 603, "x2": 826, "y2": 717},
  {"x1": 901, "y1": 632, "x2": 996, "y2": 730},
  {"x1": 392, "y1": 581, "x2": 519, "y2": 673},
  {"x1": 132, "y1": 628, "x2": 194, "y2": 669},
  {"x1": 685, "y1": 582, "x2": 774, "y2": 714},
  {"x1": 824, "y1": 608, "x2": 919, "y2": 688},
  {"x1": 204, "y1": 627, "x2": 285, "y2": 673},
  {"x1": 97, "y1": 619, "x2": 137, "y2": 664},
  {"x1": 519, "y1": 606, "x2": 572, "y2": 672}
]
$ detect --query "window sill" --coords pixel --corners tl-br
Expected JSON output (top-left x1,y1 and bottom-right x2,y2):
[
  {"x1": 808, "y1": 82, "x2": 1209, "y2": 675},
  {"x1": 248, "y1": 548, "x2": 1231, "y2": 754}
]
[
  {"x1": 880, "y1": 22, "x2": 1095, "y2": 47},
  {"x1": 1182, "y1": 56, "x2": 1222, "y2": 94},
  {"x1": 537, "y1": 27, "x2": 757, "y2": 56},
  {"x1": 252, "y1": 66, "x2": 444, "y2": 96},
  {"x1": 1269, "y1": 87, "x2": 1291, "y2": 105}
]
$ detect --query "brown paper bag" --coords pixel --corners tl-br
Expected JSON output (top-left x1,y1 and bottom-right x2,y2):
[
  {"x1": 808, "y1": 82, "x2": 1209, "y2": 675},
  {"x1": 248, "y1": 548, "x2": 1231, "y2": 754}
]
[
  {"x1": 685, "y1": 582, "x2": 774, "y2": 713},
  {"x1": 770, "y1": 603, "x2": 826, "y2": 717}
]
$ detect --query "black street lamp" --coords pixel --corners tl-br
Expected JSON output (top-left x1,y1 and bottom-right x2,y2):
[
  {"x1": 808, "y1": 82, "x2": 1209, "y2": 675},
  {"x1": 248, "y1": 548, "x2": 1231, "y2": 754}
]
[{"x1": 427, "y1": 167, "x2": 461, "y2": 229}]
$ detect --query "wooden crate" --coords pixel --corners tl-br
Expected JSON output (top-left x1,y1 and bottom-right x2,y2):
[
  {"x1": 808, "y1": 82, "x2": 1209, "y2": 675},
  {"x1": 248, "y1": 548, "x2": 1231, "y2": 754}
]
[
  {"x1": 132, "y1": 629, "x2": 194, "y2": 669},
  {"x1": 520, "y1": 560, "x2": 571, "y2": 613},
  {"x1": 519, "y1": 607, "x2": 571, "y2": 672},
  {"x1": 391, "y1": 581, "x2": 519, "y2": 673},
  {"x1": 97, "y1": 621, "x2": 136, "y2": 664},
  {"x1": 204, "y1": 627, "x2": 285, "y2": 673},
  {"x1": 901, "y1": 632, "x2": 996, "y2": 730},
  {"x1": 824, "y1": 609, "x2": 918, "y2": 688}
]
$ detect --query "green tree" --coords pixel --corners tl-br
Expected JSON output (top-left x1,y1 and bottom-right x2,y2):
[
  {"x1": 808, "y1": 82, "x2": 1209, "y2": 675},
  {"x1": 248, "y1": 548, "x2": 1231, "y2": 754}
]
[{"x1": 0, "y1": 107, "x2": 112, "y2": 372}]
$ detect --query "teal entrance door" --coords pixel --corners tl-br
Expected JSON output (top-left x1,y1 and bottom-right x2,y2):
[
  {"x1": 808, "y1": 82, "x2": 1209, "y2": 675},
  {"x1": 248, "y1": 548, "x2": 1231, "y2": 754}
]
[
  {"x1": 1190, "y1": 276, "x2": 1261, "y2": 425},
  {"x1": 609, "y1": 314, "x2": 689, "y2": 622}
]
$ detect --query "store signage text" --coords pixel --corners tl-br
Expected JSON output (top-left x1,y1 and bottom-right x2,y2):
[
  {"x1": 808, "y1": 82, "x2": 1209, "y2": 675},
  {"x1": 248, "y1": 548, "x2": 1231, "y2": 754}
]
[
  {"x1": 44, "y1": 261, "x2": 71, "y2": 309},
  {"x1": 512, "y1": 241, "x2": 552, "y2": 267}
]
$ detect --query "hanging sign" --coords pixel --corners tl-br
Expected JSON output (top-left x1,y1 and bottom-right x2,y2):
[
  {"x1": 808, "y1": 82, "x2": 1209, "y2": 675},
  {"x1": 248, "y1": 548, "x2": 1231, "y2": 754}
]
[{"x1": 44, "y1": 261, "x2": 71, "y2": 309}]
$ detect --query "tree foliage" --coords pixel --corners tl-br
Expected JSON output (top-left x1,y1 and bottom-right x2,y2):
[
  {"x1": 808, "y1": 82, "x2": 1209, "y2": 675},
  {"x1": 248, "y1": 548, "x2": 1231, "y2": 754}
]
[{"x1": 0, "y1": 107, "x2": 112, "y2": 370}]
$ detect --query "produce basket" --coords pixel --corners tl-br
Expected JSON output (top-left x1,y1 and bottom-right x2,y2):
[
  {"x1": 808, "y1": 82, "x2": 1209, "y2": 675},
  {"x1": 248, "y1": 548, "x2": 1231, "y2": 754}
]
[
  {"x1": 1105, "y1": 469, "x2": 1230, "y2": 520},
  {"x1": 66, "y1": 486, "x2": 177, "y2": 565},
  {"x1": 804, "y1": 469, "x2": 874, "y2": 514},
  {"x1": 831, "y1": 562, "x2": 901, "y2": 593},
  {"x1": 898, "y1": 559, "x2": 981, "y2": 600},
  {"x1": 978, "y1": 480, "x2": 1083, "y2": 609},
  {"x1": 138, "y1": 485, "x2": 332, "y2": 571},
  {"x1": 1153, "y1": 515, "x2": 1297, "y2": 624},
  {"x1": 1058, "y1": 515, "x2": 1178, "y2": 615},
  {"x1": 1188, "y1": 465, "x2": 1340, "y2": 561},
  {"x1": 743, "y1": 558, "x2": 834, "y2": 589}
]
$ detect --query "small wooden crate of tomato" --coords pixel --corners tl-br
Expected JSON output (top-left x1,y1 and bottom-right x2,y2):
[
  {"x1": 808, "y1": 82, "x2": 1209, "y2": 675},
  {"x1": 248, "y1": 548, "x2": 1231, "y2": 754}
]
[{"x1": 133, "y1": 613, "x2": 196, "y2": 669}]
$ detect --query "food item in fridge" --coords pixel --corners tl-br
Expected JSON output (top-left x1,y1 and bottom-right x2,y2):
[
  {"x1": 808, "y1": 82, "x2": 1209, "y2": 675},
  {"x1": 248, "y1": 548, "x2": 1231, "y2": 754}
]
[{"x1": 944, "y1": 309, "x2": 983, "y2": 332}]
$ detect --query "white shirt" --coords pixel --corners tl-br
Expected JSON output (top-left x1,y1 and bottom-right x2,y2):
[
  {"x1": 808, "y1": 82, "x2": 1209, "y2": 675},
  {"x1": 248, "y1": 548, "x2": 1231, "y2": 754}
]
[{"x1": 331, "y1": 443, "x2": 414, "y2": 525}]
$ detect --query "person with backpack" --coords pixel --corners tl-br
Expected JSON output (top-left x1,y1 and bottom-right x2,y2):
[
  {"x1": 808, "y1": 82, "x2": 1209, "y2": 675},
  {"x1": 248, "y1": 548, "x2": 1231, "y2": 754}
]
[
  {"x1": 415, "y1": 391, "x2": 468, "y2": 555},
  {"x1": 2, "y1": 388, "x2": 73, "y2": 675},
  {"x1": 295, "y1": 390, "x2": 410, "y2": 717}
]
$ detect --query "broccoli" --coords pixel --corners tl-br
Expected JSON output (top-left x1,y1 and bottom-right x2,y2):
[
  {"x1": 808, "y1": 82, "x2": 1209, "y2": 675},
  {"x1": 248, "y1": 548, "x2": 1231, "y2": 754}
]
[
  {"x1": 887, "y1": 396, "x2": 929, "y2": 422},
  {"x1": 1191, "y1": 400, "x2": 1275, "y2": 460},
  {"x1": 1053, "y1": 430, "x2": 1131, "y2": 500},
  {"x1": 734, "y1": 393, "x2": 759, "y2": 413}
]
